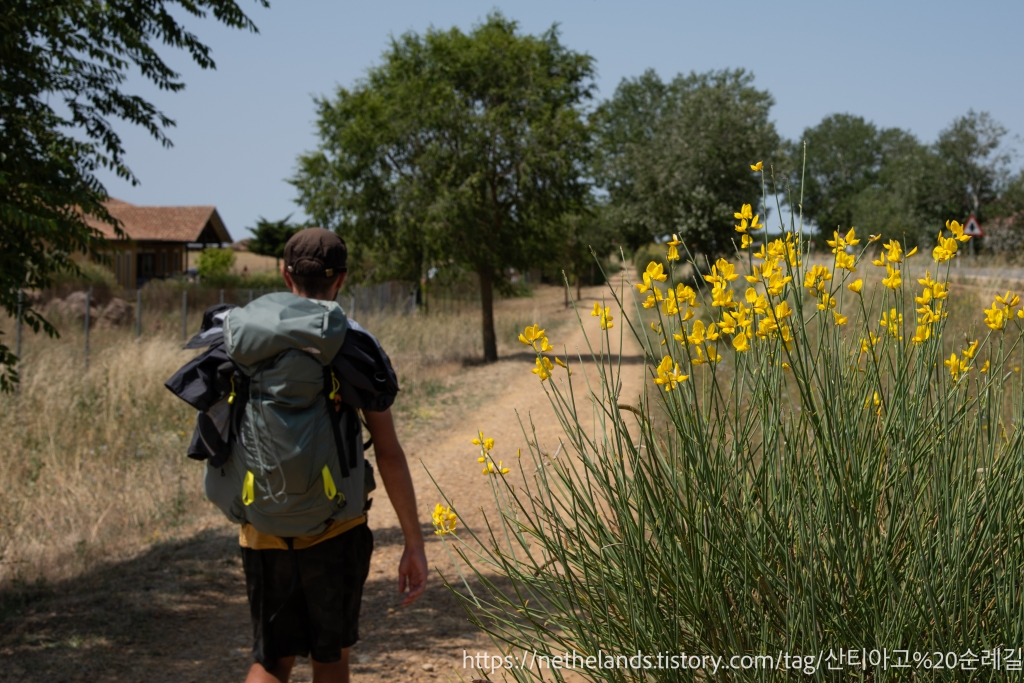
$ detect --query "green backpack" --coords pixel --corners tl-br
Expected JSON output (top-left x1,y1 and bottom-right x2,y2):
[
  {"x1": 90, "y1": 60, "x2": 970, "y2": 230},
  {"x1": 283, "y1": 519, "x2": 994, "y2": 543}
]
[{"x1": 203, "y1": 292, "x2": 372, "y2": 538}]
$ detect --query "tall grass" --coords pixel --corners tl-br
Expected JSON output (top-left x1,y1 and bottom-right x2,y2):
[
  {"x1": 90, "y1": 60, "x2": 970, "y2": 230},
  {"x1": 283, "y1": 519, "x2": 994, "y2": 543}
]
[{"x1": 439, "y1": 227, "x2": 1024, "y2": 681}]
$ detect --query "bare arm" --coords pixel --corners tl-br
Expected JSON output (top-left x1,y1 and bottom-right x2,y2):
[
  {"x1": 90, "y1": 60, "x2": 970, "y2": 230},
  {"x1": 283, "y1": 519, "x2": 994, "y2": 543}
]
[{"x1": 364, "y1": 408, "x2": 427, "y2": 606}]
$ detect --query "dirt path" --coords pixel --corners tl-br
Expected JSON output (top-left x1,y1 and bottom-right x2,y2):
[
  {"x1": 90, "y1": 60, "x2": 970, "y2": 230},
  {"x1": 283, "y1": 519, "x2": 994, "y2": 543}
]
[{"x1": 0, "y1": 283, "x2": 648, "y2": 683}]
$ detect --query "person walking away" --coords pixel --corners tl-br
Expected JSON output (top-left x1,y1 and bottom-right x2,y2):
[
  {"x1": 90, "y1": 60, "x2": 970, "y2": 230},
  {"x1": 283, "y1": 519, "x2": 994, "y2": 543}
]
[{"x1": 218, "y1": 228, "x2": 426, "y2": 683}]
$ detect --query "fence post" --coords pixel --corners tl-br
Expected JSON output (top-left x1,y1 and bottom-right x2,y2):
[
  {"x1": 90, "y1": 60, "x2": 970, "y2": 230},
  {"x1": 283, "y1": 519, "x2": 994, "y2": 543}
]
[
  {"x1": 136, "y1": 289, "x2": 142, "y2": 339},
  {"x1": 84, "y1": 287, "x2": 92, "y2": 371},
  {"x1": 181, "y1": 290, "x2": 188, "y2": 345},
  {"x1": 220, "y1": 288, "x2": 225, "y2": 305},
  {"x1": 15, "y1": 290, "x2": 22, "y2": 359}
]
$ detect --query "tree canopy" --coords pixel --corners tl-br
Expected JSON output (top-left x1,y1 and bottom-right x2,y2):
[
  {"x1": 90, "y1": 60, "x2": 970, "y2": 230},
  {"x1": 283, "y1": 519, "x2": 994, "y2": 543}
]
[
  {"x1": 0, "y1": 0, "x2": 266, "y2": 390},
  {"x1": 791, "y1": 110, "x2": 1015, "y2": 246},
  {"x1": 247, "y1": 214, "x2": 302, "y2": 268},
  {"x1": 592, "y1": 68, "x2": 781, "y2": 256},
  {"x1": 292, "y1": 13, "x2": 595, "y2": 361}
]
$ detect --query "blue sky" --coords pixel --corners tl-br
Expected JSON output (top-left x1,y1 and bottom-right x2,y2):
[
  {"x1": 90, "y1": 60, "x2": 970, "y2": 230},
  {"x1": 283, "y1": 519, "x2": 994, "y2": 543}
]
[{"x1": 95, "y1": 0, "x2": 1024, "y2": 241}]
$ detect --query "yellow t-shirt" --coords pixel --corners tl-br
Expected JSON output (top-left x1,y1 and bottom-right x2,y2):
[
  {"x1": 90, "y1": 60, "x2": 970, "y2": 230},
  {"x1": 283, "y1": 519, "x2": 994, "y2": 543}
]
[{"x1": 239, "y1": 514, "x2": 367, "y2": 550}]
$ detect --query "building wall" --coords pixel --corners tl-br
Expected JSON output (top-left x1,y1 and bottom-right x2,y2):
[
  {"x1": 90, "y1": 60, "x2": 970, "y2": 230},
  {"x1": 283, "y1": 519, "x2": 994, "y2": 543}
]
[{"x1": 92, "y1": 242, "x2": 186, "y2": 288}]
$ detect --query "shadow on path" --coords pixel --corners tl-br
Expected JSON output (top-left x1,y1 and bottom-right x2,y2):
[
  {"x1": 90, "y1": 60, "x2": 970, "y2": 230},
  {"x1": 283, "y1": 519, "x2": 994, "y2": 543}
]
[{"x1": 0, "y1": 525, "x2": 513, "y2": 683}]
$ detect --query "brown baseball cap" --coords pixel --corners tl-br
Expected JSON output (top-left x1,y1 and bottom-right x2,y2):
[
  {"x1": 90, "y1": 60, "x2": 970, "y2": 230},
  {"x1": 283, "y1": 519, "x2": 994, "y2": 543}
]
[{"x1": 283, "y1": 228, "x2": 347, "y2": 277}]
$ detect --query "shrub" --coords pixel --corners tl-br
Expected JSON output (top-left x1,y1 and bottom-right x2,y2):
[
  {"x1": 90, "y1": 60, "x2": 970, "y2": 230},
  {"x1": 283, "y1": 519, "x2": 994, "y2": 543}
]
[
  {"x1": 196, "y1": 248, "x2": 235, "y2": 279},
  {"x1": 51, "y1": 261, "x2": 118, "y2": 289},
  {"x1": 436, "y1": 220, "x2": 1024, "y2": 681}
]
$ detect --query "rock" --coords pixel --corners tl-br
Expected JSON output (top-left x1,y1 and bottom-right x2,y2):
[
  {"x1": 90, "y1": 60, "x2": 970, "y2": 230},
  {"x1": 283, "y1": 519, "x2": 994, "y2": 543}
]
[
  {"x1": 421, "y1": 663, "x2": 434, "y2": 672},
  {"x1": 98, "y1": 297, "x2": 134, "y2": 328},
  {"x1": 47, "y1": 291, "x2": 100, "y2": 322}
]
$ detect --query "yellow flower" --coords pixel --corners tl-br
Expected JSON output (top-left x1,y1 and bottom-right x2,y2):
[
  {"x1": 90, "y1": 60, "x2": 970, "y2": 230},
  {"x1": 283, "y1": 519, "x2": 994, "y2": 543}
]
[
  {"x1": 859, "y1": 332, "x2": 880, "y2": 357},
  {"x1": 642, "y1": 288, "x2": 663, "y2": 308},
  {"x1": 984, "y1": 303, "x2": 1007, "y2": 331},
  {"x1": 911, "y1": 325, "x2": 931, "y2": 344},
  {"x1": 944, "y1": 352, "x2": 968, "y2": 380},
  {"x1": 554, "y1": 356, "x2": 570, "y2": 374},
  {"x1": 834, "y1": 251, "x2": 856, "y2": 271},
  {"x1": 750, "y1": 161, "x2": 763, "y2": 171},
  {"x1": 706, "y1": 322, "x2": 721, "y2": 341},
  {"x1": 635, "y1": 261, "x2": 668, "y2": 293},
  {"x1": 600, "y1": 308, "x2": 613, "y2": 329},
  {"x1": 868, "y1": 234, "x2": 882, "y2": 243},
  {"x1": 666, "y1": 234, "x2": 682, "y2": 261},
  {"x1": 740, "y1": 233, "x2": 753, "y2": 249},
  {"x1": 765, "y1": 271, "x2": 792, "y2": 297},
  {"x1": 711, "y1": 282, "x2": 737, "y2": 309},
  {"x1": 653, "y1": 355, "x2": 688, "y2": 391},
  {"x1": 750, "y1": 214, "x2": 762, "y2": 230},
  {"x1": 817, "y1": 294, "x2": 836, "y2": 311},
  {"x1": 687, "y1": 320, "x2": 705, "y2": 345},
  {"x1": 704, "y1": 258, "x2": 739, "y2": 284},
  {"x1": 845, "y1": 227, "x2": 861, "y2": 246},
  {"x1": 733, "y1": 330, "x2": 750, "y2": 352},
  {"x1": 645, "y1": 261, "x2": 668, "y2": 282},
  {"x1": 532, "y1": 356, "x2": 554, "y2": 380},
  {"x1": 518, "y1": 324, "x2": 545, "y2": 346},
  {"x1": 432, "y1": 503, "x2": 458, "y2": 535},
  {"x1": 881, "y1": 263, "x2": 902, "y2": 290},
  {"x1": 879, "y1": 308, "x2": 903, "y2": 337},
  {"x1": 705, "y1": 346, "x2": 722, "y2": 364},
  {"x1": 803, "y1": 265, "x2": 832, "y2": 293},
  {"x1": 996, "y1": 291, "x2": 1020, "y2": 308},
  {"x1": 676, "y1": 284, "x2": 698, "y2": 306},
  {"x1": 833, "y1": 311, "x2": 848, "y2": 326},
  {"x1": 826, "y1": 230, "x2": 846, "y2": 253},
  {"x1": 947, "y1": 219, "x2": 971, "y2": 242},
  {"x1": 933, "y1": 234, "x2": 959, "y2": 262},
  {"x1": 471, "y1": 431, "x2": 495, "y2": 452},
  {"x1": 774, "y1": 300, "x2": 794, "y2": 319},
  {"x1": 962, "y1": 340, "x2": 979, "y2": 360},
  {"x1": 734, "y1": 204, "x2": 753, "y2": 221},
  {"x1": 981, "y1": 360, "x2": 991, "y2": 373},
  {"x1": 883, "y1": 239, "x2": 903, "y2": 263},
  {"x1": 848, "y1": 279, "x2": 863, "y2": 294}
]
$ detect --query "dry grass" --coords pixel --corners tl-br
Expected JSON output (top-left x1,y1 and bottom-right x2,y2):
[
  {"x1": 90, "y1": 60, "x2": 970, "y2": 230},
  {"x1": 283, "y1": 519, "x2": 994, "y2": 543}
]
[{"x1": 0, "y1": 289, "x2": 556, "y2": 588}]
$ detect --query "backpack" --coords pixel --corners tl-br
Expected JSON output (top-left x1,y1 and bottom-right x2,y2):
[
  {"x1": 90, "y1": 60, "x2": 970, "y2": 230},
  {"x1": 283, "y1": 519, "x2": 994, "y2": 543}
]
[{"x1": 164, "y1": 294, "x2": 399, "y2": 538}]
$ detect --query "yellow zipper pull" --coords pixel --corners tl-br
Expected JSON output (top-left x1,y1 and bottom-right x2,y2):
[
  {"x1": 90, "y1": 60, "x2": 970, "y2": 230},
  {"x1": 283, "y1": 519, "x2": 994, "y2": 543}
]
[
  {"x1": 242, "y1": 470, "x2": 255, "y2": 506},
  {"x1": 322, "y1": 465, "x2": 337, "y2": 500}
]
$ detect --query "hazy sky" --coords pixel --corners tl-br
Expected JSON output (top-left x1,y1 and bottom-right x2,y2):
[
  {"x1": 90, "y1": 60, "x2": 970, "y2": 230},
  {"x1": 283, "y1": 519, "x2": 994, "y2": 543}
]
[{"x1": 95, "y1": 0, "x2": 1024, "y2": 241}]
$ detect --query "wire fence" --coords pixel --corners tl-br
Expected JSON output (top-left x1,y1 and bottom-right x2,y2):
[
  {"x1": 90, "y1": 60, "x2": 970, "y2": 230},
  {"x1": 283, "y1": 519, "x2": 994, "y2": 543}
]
[{"x1": 9, "y1": 280, "x2": 484, "y2": 372}]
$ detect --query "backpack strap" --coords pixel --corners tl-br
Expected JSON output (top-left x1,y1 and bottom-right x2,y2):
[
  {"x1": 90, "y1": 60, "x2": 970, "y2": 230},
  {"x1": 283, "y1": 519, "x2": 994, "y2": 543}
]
[{"x1": 323, "y1": 365, "x2": 351, "y2": 479}]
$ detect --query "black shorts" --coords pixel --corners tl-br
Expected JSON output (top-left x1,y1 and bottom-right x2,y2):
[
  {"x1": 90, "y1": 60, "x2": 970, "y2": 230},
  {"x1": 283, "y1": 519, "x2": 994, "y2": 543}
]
[{"x1": 241, "y1": 523, "x2": 374, "y2": 667}]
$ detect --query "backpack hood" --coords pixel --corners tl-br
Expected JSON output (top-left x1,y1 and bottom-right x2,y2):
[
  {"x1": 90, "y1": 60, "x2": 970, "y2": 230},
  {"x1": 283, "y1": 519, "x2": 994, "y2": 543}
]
[{"x1": 224, "y1": 292, "x2": 347, "y2": 370}]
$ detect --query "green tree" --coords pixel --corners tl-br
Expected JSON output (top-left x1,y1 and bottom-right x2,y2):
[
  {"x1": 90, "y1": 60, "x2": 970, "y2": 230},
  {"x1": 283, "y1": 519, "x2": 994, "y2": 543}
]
[
  {"x1": 592, "y1": 68, "x2": 780, "y2": 256},
  {"x1": 292, "y1": 13, "x2": 594, "y2": 361},
  {"x1": 247, "y1": 215, "x2": 301, "y2": 269},
  {"x1": 0, "y1": 0, "x2": 266, "y2": 390},
  {"x1": 792, "y1": 111, "x2": 1012, "y2": 247},
  {"x1": 197, "y1": 247, "x2": 236, "y2": 279},
  {"x1": 791, "y1": 114, "x2": 884, "y2": 234},
  {"x1": 928, "y1": 110, "x2": 1011, "y2": 224}
]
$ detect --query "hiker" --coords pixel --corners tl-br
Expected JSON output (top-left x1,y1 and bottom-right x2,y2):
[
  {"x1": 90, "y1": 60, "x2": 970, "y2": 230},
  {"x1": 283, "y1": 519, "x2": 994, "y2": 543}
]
[{"x1": 167, "y1": 228, "x2": 426, "y2": 683}]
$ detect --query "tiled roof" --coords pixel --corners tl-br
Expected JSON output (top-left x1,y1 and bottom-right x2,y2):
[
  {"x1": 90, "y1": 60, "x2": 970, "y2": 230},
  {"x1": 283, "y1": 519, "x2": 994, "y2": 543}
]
[{"x1": 88, "y1": 198, "x2": 232, "y2": 243}]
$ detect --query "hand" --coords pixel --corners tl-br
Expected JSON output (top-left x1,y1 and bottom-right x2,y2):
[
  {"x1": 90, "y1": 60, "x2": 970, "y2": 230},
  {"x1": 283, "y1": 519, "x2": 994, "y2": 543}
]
[{"x1": 398, "y1": 542, "x2": 427, "y2": 606}]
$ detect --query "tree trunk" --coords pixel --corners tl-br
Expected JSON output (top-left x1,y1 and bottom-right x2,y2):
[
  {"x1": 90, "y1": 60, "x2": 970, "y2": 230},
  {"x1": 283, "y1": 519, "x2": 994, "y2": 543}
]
[{"x1": 478, "y1": 266, "x2": 498, "y2": 362}]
